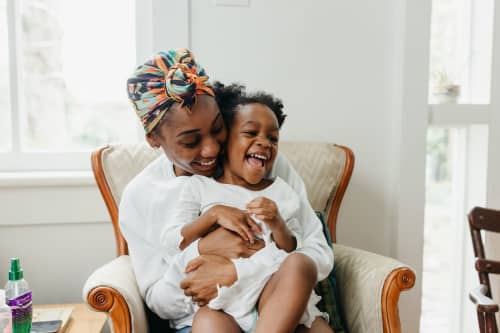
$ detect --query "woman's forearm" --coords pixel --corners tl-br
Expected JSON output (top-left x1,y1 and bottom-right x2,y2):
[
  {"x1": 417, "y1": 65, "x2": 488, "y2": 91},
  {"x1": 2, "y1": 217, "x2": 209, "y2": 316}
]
[{"x1": 179, "y1": 212, "x2": 217, "y2": 250}]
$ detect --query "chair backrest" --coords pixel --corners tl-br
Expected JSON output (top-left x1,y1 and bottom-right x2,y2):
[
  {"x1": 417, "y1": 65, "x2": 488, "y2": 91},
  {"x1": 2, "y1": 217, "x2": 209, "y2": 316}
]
[
  {"x1": 469, "y1": 206, "x2": 500, "y2": 332},
  {"x1": 92, "y1": 142, "x2": 354, "y2": 256}
]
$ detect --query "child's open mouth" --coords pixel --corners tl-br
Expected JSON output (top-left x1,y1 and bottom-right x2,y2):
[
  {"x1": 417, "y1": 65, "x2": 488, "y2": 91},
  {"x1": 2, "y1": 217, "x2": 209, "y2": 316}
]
[{"x1": 245, "y1": 153, "x2": 268, "y2": 169}]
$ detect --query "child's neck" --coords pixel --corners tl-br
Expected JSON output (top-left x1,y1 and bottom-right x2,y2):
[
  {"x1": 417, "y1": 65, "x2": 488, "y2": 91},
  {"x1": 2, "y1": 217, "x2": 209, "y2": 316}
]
[{"x1": 217, "y1": 167, "x2": 273, "y2": 191}]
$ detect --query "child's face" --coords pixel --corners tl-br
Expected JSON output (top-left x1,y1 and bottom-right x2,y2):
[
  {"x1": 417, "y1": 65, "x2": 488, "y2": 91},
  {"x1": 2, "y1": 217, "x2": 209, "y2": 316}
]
[{"x1": 224, "y1": 103, "x2": 279, "y2": 187}]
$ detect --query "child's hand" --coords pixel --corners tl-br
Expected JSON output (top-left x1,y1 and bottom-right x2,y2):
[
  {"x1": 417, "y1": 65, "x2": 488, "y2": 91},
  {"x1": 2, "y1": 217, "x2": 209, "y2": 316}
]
[
  {"x1": 246, "y1": 197, "x2": 285, "y2": 231},
  {"x1": 209, "y1": 205, "x2": 263, "y2": 243}
]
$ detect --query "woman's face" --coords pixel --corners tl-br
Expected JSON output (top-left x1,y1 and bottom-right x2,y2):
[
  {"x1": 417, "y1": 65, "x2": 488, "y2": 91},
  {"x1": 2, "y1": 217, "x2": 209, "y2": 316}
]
[
  {"x1": 146, "y1": 95, "x2": 227, "y2": 177},
  {"x1": 222, "y1": 103, "x2": 279, "y2": 188}
]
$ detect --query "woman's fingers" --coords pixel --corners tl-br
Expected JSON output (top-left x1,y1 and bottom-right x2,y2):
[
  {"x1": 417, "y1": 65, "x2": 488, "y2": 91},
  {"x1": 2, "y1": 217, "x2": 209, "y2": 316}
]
[
  {"x1": 247, "y1": 215, "x2": 263, "y2": 234},
  {"x1": 239, "y1": 224, "x2": 254, "y2": 244},
  {"x1": 184, "y1": 256, "x2": 204, "y2": 273},
  {"x1": 226, "y1": 222, "x2": 249, "y2": 242}
]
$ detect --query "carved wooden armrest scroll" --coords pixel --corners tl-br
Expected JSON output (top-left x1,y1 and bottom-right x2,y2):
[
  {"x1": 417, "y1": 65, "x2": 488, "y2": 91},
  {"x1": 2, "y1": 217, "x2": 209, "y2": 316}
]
[
  {"x1": 88, "y1": 286, "x2": 132, "y2": 333},
  {"x1": 381, "y1": 267, "x2": 416, "y2": 333}
]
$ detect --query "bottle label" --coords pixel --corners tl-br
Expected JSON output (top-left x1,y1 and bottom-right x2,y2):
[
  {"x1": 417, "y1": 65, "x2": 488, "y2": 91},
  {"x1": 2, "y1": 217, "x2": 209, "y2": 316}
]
[{"x1": 7, "y1": 291, "x2": 32, "y2": 333}]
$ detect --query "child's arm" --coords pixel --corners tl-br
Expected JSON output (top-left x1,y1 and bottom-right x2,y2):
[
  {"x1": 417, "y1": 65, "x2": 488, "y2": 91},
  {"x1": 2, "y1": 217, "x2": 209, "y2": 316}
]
[
  {"x1": 179, "y1": 210, "x2": 218, "y2": 250},
  {"x1": 182, "y1": 205, "x2": 263, "y2": 249},
  {"x1": 246, "y1": 197, "x2": 296, "y2": 252}
]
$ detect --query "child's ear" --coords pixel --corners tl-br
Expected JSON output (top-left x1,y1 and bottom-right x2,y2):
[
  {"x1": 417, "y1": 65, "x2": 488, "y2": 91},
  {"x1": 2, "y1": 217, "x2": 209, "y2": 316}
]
[{"x1": 146, "y1": 133, "x2": 161, "y2": 149}]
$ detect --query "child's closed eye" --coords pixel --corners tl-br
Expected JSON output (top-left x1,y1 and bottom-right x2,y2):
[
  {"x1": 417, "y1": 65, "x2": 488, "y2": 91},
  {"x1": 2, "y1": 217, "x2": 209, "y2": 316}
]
[{"x1": 242, "y1": 131, "x2": 258, "y2": 137}]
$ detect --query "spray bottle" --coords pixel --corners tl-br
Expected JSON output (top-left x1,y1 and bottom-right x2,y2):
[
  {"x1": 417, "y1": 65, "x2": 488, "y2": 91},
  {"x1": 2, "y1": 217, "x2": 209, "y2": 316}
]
[{"x1": 4, "y1": 259, "x2": 31, "y2": 333}]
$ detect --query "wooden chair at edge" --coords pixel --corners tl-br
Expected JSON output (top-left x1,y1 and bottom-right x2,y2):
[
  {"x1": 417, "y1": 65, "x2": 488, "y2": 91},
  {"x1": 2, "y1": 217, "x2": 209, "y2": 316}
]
[{"x1": 469, "y1": 207, "x2": 500, "y2": 333}]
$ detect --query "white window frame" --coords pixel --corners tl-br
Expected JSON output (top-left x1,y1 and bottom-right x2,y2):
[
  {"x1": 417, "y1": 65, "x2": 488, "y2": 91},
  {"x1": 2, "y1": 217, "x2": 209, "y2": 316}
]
[
  {"x1": 1, "y1": 0, "x2": 152, "y2": 172},
  {"x1": 423, "y1": 0, "x2": 500, "y2": 331}
]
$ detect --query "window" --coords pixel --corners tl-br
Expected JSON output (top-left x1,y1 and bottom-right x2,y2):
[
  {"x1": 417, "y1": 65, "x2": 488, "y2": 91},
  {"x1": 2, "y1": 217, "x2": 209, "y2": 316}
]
[
  {"x1": 422, "y1": 126, "x2": 488, "y2": 332},
  {"x1": 428, "y1": 0, "x2": 494, "y2": 104},
  {"x1": 0, "y1": 0, "x2": 11, "y2": 152},
  {"x1": 1, "y1": 0, "x2": 140, "y2": 170},
  {"x1": 422, "y1": 0, "x2": 494, "y2": 331}
]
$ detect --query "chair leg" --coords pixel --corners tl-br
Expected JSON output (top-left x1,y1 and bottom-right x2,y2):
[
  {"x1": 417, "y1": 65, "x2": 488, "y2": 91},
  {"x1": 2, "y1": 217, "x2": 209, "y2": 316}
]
[
  {"x1": 478, "y1": 311, "x2": 485, "y2": 333},
  {"x1": 485, "y1": 313, "x2": 498, "y2": 333}
]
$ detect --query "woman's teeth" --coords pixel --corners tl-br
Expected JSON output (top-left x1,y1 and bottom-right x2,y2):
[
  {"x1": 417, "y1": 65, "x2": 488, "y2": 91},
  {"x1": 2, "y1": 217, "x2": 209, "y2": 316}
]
[{"x1": 199, "y1": 159, "x2": 216, "y2": 166}]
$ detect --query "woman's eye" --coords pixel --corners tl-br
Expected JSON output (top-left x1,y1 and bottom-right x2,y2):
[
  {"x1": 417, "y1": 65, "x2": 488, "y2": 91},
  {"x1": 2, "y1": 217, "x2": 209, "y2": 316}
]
[
  {"x1": 212, "y1": 125, "x2": 223, "y2": 134},
  {"x1": 181, "y1": 141, "x2": 199, "y2": 148}
]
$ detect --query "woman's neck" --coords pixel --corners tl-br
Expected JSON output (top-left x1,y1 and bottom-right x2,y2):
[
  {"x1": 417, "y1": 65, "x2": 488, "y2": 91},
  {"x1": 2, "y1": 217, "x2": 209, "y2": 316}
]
[{"x1": 173, "y1": 164, "x2": 192, "y2": 177}]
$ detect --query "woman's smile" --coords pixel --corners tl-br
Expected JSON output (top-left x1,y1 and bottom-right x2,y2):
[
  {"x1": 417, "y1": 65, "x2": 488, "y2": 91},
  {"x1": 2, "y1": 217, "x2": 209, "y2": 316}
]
[{"x1": 192, "y1": 158, "x2": 218, "y2": 172}]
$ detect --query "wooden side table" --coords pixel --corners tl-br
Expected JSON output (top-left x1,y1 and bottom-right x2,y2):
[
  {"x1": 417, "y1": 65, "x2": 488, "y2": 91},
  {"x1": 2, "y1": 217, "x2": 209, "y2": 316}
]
[{"x1": 33, "y1": 303, "x2": 107, "y2": 333}]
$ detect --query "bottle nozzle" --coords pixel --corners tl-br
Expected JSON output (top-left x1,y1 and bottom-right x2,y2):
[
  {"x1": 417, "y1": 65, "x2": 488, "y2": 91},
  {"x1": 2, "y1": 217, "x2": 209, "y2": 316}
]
[{"x1": 9, "y1": 258, "x2": 24, "y2": 281}]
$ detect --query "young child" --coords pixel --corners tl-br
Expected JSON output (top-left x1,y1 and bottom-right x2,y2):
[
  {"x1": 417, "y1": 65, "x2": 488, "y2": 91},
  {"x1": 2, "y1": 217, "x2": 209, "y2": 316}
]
[{"x1": 161, "y1": 87, "x2": 329, "y2": 332}]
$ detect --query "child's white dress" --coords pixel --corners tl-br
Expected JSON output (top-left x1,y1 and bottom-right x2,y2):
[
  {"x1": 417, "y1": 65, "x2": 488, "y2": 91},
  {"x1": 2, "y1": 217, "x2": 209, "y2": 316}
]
[{"x1": 162, "y1": 175, "x2": 326, "y2": 332}]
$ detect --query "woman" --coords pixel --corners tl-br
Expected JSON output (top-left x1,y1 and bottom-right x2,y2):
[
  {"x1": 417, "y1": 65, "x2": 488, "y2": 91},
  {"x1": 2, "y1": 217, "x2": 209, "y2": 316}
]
[{"x1": 122, "y1": 48, "x2": 333, "y2": 333}]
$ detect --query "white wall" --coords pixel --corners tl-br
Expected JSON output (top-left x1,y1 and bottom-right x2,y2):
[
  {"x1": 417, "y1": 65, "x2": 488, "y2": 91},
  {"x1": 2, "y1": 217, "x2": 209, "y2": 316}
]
[
  {"x1": 0, "y1": 179, "x2": 115, "y2": 303},
  {"x1": 189, "y1": 0, "x2": 400, "y2": 256},
  {"x1": 0, "y1": 1, "x2": 429, "y2": 332},
  {"x1": 153, "y1": 0, "x2": 426, "y2": 331}
]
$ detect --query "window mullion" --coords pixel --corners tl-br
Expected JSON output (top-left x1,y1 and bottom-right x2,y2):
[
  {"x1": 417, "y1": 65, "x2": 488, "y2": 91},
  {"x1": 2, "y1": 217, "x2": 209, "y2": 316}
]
[{"x1": 6, "y1": 0, "x2": 23, "y2": 153}]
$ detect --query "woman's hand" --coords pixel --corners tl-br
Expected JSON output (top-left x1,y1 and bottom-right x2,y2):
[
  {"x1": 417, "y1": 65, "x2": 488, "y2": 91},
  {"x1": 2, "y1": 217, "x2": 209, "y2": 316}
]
[
  {"x1": 208, "y1": 205, "x2": 262, "y2": 243},
  {"x1": 180, "y1": 254, "x2": 237, "y2": 307},
  {"x1": 246, "y1": 197, "x2": 285, "y2": 231},
  {"x1": 198, "y1": 227, "x2": 265, "y2": 258}
]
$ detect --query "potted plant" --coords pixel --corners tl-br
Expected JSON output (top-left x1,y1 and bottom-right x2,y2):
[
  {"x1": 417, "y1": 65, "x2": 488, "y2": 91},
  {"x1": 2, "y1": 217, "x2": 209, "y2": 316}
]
[{"x1": 431, "y1": 70, "x2": 461, "y2": 104}]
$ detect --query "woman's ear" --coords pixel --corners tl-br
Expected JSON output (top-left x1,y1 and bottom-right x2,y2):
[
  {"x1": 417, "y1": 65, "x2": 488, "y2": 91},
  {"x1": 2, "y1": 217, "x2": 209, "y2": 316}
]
[{"x1": 146, "y1": 133, "x2": 161, "y2": 148}]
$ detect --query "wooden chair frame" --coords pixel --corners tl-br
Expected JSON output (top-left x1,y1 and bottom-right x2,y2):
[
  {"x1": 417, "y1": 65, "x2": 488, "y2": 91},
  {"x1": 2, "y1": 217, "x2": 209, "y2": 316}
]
[
  {"x1": 469, "y1": 206, "x2": 500, "y2": 333},
  {"x1": 87, "y1": 143, "x2": 416, "y2": 333}
]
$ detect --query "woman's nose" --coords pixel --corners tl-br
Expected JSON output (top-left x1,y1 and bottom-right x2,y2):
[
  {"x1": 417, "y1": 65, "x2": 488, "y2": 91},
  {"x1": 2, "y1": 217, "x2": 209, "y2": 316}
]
[{"x1": 201, "y1": 137, "x2": 220, "y2": 157}]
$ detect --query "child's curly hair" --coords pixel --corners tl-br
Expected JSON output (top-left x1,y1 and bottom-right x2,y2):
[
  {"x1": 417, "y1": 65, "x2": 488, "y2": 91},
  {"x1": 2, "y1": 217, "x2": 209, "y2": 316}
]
[{"x1": 212, "y1": 81, "x2": 287, "y2": 129}]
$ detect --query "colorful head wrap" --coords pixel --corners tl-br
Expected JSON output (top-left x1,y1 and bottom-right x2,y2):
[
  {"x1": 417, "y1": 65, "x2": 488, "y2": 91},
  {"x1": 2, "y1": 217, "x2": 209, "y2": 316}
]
[{"x1": 127, "y1": 48, "x2": 214, "y2": 133}]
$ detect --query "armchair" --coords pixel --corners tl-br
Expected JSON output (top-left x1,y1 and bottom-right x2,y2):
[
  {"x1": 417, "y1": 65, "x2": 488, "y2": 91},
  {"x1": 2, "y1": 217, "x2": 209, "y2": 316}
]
[{"x1": 83, "y1": 142, "x2": 416, "y2": 333}]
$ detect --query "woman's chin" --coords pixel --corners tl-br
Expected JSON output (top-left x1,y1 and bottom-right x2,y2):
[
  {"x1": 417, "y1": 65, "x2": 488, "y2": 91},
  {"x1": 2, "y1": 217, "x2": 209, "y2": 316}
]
[{"x1": 192, "y1": 164, "x2": 218, "y2": 176}]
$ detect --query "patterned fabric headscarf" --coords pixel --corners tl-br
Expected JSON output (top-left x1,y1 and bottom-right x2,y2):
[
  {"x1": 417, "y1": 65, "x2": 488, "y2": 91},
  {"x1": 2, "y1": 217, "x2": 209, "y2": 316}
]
[{"x1": 127, "y1": 48, "x2": 214, "y2": 133}]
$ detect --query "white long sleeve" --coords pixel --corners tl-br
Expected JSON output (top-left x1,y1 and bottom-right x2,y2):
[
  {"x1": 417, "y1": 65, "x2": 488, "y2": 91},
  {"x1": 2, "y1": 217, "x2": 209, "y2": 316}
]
[
  {"x1": 160, "y1": 176, "x2": 202, "y2": 259},
  {"x1": 270, "y1": 154, "x2": 334, "y2": 281},
  {"x1": 119, "y1": 156, "x2": 199, "y2": 328}
]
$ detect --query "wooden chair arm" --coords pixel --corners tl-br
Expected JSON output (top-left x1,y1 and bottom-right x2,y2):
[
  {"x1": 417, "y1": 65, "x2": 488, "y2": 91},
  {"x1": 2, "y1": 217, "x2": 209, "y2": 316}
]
[
  {"x1": 83, "y1": 256, "x2": 147, "y2": 333},
  {"x1": 469, "y1": 285, "x2": 500, "y2": 313},
  {"x1": 382, "y1": 268, "x2": 416, "y2": 333},
  {"x1": 88, "y1": 286, "x2": 132, "y2": 333},
  {"x1": 333, "y1": 244, "x2": 416, "y2": 333}
]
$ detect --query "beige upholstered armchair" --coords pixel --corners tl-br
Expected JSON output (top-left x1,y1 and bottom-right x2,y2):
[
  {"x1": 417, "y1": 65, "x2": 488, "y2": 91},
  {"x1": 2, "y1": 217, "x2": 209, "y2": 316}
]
[{"x1": 83, "y1": 142, "x2": 416, "y2": 333}]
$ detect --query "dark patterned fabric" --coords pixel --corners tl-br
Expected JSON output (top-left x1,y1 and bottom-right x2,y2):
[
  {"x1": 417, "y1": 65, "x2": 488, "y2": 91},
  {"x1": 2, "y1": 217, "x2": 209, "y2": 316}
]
[{"x1": 314, "y1": 211, "x2": 348, "y2": 333}]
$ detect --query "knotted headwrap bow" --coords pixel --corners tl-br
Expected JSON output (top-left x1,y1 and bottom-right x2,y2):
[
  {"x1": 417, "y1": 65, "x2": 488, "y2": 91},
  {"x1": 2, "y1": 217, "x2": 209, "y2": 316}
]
[{"x1": 127, "y1": 48, "x2": 214, "y2": 133}]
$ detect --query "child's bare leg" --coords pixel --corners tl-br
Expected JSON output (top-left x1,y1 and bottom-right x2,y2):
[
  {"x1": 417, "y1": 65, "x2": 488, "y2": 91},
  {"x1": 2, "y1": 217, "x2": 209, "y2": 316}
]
[
  {"x1": 192, "y1": 307, "x2": 241, "y2": 333},
  {"x1": 254, "y1": 253, "x2": 317, "y2": 333},
  {"x1": 294, "y1": 318, "x2": 333, "y2": 333}
]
